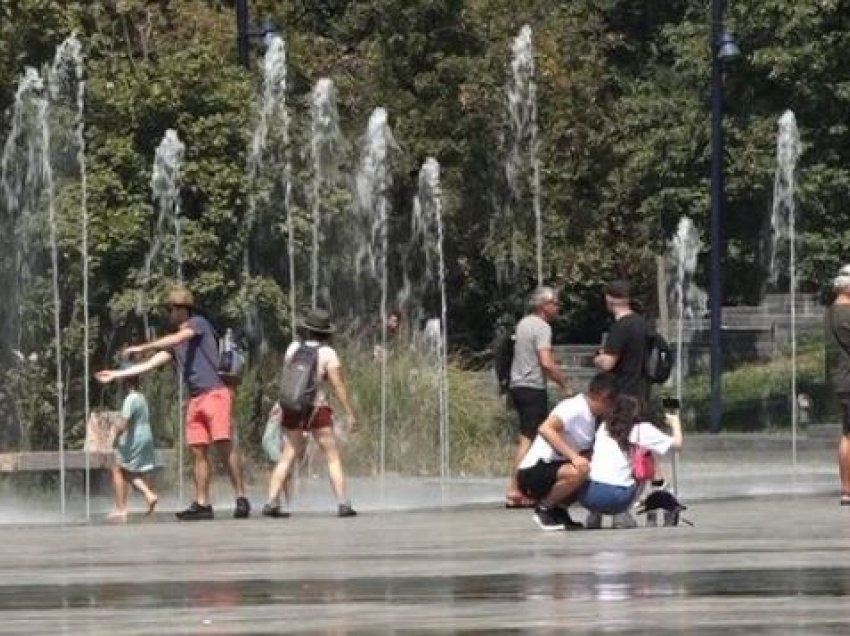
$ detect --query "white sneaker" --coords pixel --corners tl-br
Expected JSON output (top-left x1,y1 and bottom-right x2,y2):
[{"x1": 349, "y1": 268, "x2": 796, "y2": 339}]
[
  {"x1": 585, "y1": 511, "x2": 603, "y2": 529},
  {"x1": 613, "y1": 511, "x2": 637, "y2": 529}
]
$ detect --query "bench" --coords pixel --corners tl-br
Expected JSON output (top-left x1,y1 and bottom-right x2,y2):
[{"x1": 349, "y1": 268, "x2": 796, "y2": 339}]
[
  {"x1": 0, "y1": 411, "x2": 174, "y2": 473},
  {"x1": 0, "y1": 449, "x2": 175, "y2": 473}
]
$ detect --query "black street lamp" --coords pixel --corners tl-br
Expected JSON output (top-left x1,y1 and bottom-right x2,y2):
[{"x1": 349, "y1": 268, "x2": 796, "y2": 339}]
[
  {"x1": 235, "y1": 0, "x2": 278, "y2": 68},
  {"x1": 709, "y1": 0, "x2": 740, "y2": 433}
]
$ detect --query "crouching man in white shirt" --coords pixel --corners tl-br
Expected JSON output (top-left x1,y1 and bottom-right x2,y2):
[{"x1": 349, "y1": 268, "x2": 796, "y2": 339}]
[{"x1": 517, "y1": 372, "x2": 617, "y2": 531}]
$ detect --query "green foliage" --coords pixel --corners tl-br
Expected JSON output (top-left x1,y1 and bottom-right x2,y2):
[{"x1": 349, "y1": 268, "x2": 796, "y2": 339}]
[
  {"x1": 3, "y1": 0, "x2": 850, "y2": 452},
  {"x1": 682, "y1": 338, "x2": 831, "y2": 430}
]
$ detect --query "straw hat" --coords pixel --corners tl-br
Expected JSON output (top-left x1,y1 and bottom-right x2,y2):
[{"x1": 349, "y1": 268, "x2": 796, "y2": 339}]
[
  {"x1": 299, "y1": 308, "x2": 335, "y2": 334},
  {"x1": 166, "y1": 286, "x2": 195, "y2": 308}
]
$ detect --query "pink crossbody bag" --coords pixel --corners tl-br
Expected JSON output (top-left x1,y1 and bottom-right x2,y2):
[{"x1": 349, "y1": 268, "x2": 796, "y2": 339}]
[{"x1": 631, "y1": 424, "x2": 656, "y2": 481}]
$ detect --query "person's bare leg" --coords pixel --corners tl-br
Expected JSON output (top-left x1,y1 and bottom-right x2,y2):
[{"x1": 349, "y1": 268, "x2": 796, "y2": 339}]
[
  {"x1": 540, "y1": 463, "x2": 589, "y2": 508},
  {"x1": 130, "y1": 474, "x2": 158, "y2": 514},
  {"x1": 190, "y1": 444, "x2": 212, "y2": 505},
  {"x1": 312, "y1": 427, "x2": 347, "y2": 503},
  {"x1": 276, "y1": 440, "x2": 306, "y2": 507},
  {"x1": 506, "y1": 435, "x2": 532, "y2": 500},
  {"x1": 268, "y1": 429, "x2": 306, "y2": 503},
  {"x1": 282, "y1": 471, "x2": 294, "y2": 506},
  {"x1": 109, "y1": 465, "x2": 129, "y2": 519},
  {"x1": 214, "y1": 439, "x2": 245, "y2": 498},
  {"x1": 839, "y1": 434, "x2": 850, "y2": 495}
]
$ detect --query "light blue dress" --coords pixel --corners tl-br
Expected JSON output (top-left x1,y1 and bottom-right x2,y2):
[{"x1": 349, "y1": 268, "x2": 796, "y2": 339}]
[{"x1": 115, "y1": 391, "x2": 156, "y2": 474}]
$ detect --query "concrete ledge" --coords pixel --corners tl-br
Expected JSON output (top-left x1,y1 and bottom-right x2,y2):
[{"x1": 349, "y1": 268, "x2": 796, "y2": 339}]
[{"x1": 0, "y1": 449, "x2": 175, "y2": 473}]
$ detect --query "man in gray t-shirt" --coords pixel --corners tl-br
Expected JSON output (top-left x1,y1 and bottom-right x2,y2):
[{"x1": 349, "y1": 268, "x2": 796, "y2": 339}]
[
  {"x1": 510, "y1": 314, "x2": 552, "y2": 390},
  {"x1": 505, "y1": 286, "x2": 570, "y2": 508}
]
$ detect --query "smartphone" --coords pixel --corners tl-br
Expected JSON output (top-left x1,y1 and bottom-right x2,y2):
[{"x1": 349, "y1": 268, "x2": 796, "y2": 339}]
[{"x1": 661, "y1": 396, "x2": 681, "y2": 410}]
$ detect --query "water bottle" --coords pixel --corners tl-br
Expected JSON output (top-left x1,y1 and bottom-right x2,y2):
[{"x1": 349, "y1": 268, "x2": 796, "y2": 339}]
[{"x1": 220, "y1": 328, "x2": 234, "y2": 374}]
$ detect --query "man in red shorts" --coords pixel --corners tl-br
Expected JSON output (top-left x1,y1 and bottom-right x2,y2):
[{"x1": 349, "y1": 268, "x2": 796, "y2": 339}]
[{"x1": 95, "y1": 286, "x2": 249, "y2": 521}]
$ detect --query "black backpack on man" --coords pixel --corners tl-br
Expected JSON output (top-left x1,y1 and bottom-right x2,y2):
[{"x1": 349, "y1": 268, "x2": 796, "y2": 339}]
[
  {"x1": 644, "y1": 325, "x2": 673, "y2": 384},
  {"x1": 493, "y1": 330, "x2": 516, "y2": 395}
]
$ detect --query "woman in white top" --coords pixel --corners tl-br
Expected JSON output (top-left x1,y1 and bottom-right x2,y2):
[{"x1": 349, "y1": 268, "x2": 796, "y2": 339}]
[
  {"x1": 579, "y1": 394, "x2": 683, "y2": 516},
  {"x1": 263, "y1": 308, "x2": 358, "y2": 518}
]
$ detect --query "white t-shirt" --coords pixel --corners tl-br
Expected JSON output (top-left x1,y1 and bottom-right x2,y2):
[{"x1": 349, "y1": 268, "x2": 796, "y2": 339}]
[
  {"x1": 589, "y1": 422, "x2": 674, "y2": 487},
  {"x1": 518, "y1": 394, "x2": 596, "y2": 469},
  {"x1": 284, "y1": 340, "x2": 340, "y2": 407}
]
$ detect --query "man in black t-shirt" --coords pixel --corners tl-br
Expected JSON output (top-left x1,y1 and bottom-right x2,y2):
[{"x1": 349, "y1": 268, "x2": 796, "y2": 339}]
[
  {"x1": 825, "y1": 264, "x2": 850, "y2": 505},
  {"x1": 593, "y1": 280, "x2": 649, "y2": 407}
]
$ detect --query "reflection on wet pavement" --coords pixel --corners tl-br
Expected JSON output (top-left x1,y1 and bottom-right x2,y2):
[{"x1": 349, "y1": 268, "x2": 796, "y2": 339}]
[{"x1": 2, "y1": 567, "x2": 850, "y2": 612}]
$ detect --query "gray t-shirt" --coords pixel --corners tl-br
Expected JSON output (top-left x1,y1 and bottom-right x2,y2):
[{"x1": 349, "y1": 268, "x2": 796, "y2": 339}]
[
  {"x1": 509, "y1": 314, "x2": 552, "y2": 390},
  {"x1": 172, "y1": 315, "x2": 224, "y2": 396}
]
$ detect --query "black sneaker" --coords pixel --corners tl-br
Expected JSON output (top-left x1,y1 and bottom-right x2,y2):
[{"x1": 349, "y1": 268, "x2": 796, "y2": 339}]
[
  {"x1": 234, "y1": 496, "x2": 251, "y2": 519},
  {"x1": 261, "y1": 503, "x2": 290, "y2": 519},
  {"x1": 533, "y1": 506, "x2": 564, "y2": 531},
  {"x1": 175, "y1": 502, "x2": 214, "y2": 521},
  {"x1": 337, "y1": 503, "x2": 357, "y2": 517},
  {"x1": 554, "y1": 506, "x2": 584, "y2": 531}
]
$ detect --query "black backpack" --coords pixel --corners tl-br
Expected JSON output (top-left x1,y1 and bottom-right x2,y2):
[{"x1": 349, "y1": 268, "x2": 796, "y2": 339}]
[
  {"x1": 493, "y1": 331, "x2": 516, "y2": 395},
  {"x1": 279, "y1": 343, "x2": 319, "y2": 414},
  {"x1": 644, "y1": 327, "x2": 673, "y2": 384}
]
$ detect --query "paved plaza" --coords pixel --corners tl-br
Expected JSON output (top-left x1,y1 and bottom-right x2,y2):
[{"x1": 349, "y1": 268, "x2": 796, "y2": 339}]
[
  {"x1": 0, "y1": 493, "x2": 848, "y2": 634},
  {"x1": 0, "y1": 430, "x2": 847, "y2": 634}
]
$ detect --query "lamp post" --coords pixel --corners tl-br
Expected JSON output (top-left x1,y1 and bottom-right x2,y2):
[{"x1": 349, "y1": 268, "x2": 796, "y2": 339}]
[
  {"x1": 235, "y1": 0, "x2": 277, "y2": 68},
  {"x1": 709, "y1": 0, "x2": 740, "y2": 433}
]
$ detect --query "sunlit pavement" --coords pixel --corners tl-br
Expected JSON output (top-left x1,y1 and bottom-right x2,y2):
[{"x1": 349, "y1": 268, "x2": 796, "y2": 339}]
[
  {"x1": 0, "y1": 428, "x2": 845, "y2": 634},
  {"x1": 0, "y1": 492, "x2": 848, "y2": 634}
]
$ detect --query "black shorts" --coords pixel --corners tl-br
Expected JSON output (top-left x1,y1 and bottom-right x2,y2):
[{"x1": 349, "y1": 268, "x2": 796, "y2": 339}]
[
  {"x1": 840, "y1": 394, "x2": 850, "y2": 436},
  {"x1": 509, "y1": 387, "x2": 548, "y2": 440},
  {"x1": 517, "y1": 459, "x2": 566, "y2": 501}
]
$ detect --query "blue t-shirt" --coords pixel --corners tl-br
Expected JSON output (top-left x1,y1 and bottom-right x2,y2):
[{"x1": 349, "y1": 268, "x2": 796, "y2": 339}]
[{"x1": 172, "y1": 315, "x2": 223, "y2": 396}]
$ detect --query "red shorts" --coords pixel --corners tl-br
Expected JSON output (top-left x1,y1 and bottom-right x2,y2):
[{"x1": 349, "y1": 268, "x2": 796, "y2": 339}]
[
  {"x1": 185, "y1": 386, "x2": 233, "y2": 446},
  {"x1": 282, "y1": 405, "x2": 333, "y2": 431}
]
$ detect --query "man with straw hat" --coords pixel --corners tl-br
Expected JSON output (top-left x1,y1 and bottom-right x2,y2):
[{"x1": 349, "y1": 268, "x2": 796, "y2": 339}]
[
  {"x1": 825, "y1": 264, "x2": 850, "y2": 506},
  {"x1": 95, "y1": 285, "x2": 250, "y2": 521}
]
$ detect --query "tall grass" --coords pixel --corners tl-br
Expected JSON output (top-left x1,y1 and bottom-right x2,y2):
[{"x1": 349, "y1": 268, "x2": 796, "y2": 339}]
[
  {"x1": 93, "y1": 337, "x2": 513, "y2": 478},
  {"x1": 336, "y1": 341, "x2": 513, "y2": 477}
]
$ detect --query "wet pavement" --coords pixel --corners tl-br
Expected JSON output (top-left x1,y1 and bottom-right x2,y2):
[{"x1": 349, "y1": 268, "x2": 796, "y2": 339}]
[
  {"x1": 0, "y1": 494, "x2": 849, "y2": 634},
  {"x1": 1, "y1": 427, "x2": 840, "y2": 524}
]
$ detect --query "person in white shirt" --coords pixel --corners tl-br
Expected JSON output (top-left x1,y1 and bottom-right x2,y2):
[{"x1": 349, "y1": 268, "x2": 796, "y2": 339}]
[
  {"x1": 263, "y1": 308, "x2": 358, "y2": 518},
  {"x1": 517, "y1": 372, "x2": 617, "y2": 531},
  {"x1": 580, "y1": 394, "x2": 683, "y2": 528}
]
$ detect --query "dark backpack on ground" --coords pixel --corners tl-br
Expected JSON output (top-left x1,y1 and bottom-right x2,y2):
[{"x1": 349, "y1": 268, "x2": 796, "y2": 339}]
[
  {"x1": 644, "y1": 326, "x2": 673, "y2": 384},
  {"x1": 279, "y1": 343, "x2": 319, "y2": 415},
  {"x1": 493, "y1": 331, "x2": 516, "y2": 395}
]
